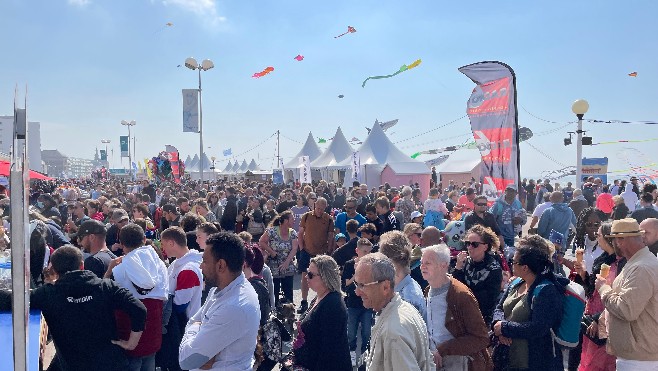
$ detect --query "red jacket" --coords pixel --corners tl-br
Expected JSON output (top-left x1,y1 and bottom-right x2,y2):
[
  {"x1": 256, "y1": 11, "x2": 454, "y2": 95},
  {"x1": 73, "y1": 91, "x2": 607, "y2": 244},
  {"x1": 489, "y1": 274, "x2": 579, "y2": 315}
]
[{"x1": 115, "y1": 298, "x2": 163, "y2": 357}]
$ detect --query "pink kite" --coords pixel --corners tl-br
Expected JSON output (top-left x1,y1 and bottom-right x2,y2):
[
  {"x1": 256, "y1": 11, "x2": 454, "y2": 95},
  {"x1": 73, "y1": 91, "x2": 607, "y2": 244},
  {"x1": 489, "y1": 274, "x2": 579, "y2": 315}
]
[
  {"x1": 252, "y1": 66, "x2": 274, "y2": 78},
  {"x1": 334, "y1": 26, "x2": 356, "y2": 38},
  {"x1": 294, "y1": 55, "x2": 304, "y2": 61}
]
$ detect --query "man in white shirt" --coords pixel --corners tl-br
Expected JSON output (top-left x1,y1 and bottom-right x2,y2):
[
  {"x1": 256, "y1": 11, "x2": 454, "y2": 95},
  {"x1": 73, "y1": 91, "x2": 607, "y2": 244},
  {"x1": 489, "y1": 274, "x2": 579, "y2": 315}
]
[
  {"x1": 528, "y1": 192, "x2": 552, "y2": 232},
  {"x1": 179, "y1": 232, "x2": 260, "y2": 371}
]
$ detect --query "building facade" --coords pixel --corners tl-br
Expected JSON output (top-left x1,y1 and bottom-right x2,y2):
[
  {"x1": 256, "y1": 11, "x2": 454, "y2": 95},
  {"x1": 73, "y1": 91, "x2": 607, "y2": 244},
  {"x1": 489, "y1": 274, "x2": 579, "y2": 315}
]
[{"x1": 42, "y1": 150, "x2": 96, "y2": 179}]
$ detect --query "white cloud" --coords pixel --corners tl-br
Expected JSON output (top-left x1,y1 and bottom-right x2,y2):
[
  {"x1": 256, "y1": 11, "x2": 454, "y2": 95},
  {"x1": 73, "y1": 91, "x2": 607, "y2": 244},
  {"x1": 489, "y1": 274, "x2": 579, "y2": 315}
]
[
  {"x1": 163, "y1": 0, "x2": 227, "y2": 25},
  {"x1": 68, "y1": 0, "x2": 91, "y2": 6}
]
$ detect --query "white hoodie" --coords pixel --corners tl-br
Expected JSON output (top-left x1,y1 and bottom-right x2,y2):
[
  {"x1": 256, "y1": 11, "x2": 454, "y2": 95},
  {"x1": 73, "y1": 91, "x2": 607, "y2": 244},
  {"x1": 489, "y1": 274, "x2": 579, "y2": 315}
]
[
  {"x1": 113, "y1": 246, "x2": 168, "y2": 301},
  {"x1": 621, "y1": 181, "x2": 638, "y2": 213}
]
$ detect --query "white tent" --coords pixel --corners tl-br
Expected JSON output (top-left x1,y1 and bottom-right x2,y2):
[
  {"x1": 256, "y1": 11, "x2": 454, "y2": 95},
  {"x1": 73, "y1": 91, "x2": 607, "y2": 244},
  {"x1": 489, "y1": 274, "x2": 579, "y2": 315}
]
[
  {"x1": 247, "y1": 159, "x2": 261, "y2": 171},
  {"x1": 284, "y1": 132, "x2": 322, "y2": 169},
  {"x1": 434, "y1": 149, "x2": 482, "y2": 185},
  {"x1": 188, "y1": 153, "x2": 216, "y2": 179},
  {"x1": 340, "y1": 122, "x2": 430, "y2": 196},
  {"x1": 222, "y1": 161, "x2": 234, "y2": 173},
  {"x1": 237, "y1": 159, "x2": 249, "y2": 174},
  {"x1": 230, "y1": 161, "x2": 241, "y2": 173},
  {"x1": 311, "y1": 127, "x2": 353, "y2": 169},
  {"x1": 183, "y1": 155, "x2": 192, "y2": 168},
  {"x1": 188, "y1": 154, "x2": 199, "y2": 171}
]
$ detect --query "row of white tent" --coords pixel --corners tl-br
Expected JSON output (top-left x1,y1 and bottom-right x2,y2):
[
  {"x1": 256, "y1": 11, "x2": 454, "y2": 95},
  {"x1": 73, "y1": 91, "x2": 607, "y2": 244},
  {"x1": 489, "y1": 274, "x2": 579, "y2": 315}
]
[{"x1": 183, "y1": 154, "x2": 264, "y2": 175}]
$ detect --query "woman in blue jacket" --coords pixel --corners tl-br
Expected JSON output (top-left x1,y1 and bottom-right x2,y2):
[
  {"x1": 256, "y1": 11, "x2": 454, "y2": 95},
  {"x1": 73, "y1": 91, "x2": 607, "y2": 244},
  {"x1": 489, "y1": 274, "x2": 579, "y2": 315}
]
[{"x1": 492, "y1": 236, "x2": 564, "y2": 371}]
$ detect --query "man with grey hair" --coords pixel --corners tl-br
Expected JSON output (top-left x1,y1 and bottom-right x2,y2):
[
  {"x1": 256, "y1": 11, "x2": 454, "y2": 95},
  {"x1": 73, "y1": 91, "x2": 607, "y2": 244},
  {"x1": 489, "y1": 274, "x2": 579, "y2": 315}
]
[
  {"x1": 421, "y1": 244, "x2": 492, "y2": 369},
  {"x1": 355, "y1": 253, "x2": 433, "y2": 371},
  {"x1": 596, "y1": 218, "x2": 658, "y2": 370}
]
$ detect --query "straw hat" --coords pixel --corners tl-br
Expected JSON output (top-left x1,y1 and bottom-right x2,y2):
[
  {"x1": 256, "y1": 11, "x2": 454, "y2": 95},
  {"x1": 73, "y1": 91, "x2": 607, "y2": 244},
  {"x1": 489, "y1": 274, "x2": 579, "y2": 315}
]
[{"x1": 610, "y1": 218, "x2": 643, "y2": 238}]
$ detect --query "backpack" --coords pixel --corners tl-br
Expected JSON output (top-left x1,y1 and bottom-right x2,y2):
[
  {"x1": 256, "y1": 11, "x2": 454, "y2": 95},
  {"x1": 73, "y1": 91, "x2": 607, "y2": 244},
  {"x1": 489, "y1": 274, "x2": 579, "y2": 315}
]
[
  {"x1": 512, "y1": 277, "x2": 586, "y2": 348},
  {"x1": 261, "y1": 313, "x2": 292, "y2": 362}
]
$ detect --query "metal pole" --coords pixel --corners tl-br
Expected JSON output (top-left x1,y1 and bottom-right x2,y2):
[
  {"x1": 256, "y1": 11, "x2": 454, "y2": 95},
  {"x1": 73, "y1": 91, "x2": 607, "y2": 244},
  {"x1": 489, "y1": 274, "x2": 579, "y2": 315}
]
[
  {"x1": 277, "y1": 130, "x2": 280, "y2": 168},
  {"x1": 198, "y1": 68, "x2": 204, "y2": 183},
  {"x1": 11, "y1": 105, "x2": 30, "y2": 371},
  {"x1": 576, "y1": 114, "x2": 583, "y2": 188},
  {"x1": 127, "y1": 125, "x2": 132, "y2": 180}
]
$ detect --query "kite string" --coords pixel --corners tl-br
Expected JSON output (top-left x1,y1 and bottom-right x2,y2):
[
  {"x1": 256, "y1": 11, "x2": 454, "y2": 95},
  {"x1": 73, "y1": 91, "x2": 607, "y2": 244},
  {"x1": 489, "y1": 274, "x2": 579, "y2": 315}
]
[
  {"x1": 280, "y1": 133, "x2": 303, "y2": 145},
  {"x1": 395, "y1": 115, "x2": 468, "y2": 144},
  {"x1": 520, "y1": 105, "x2": 572, "y2": 125},
  {"x1": 524, "y1": 141, "x2": 568, "y2": 167}
]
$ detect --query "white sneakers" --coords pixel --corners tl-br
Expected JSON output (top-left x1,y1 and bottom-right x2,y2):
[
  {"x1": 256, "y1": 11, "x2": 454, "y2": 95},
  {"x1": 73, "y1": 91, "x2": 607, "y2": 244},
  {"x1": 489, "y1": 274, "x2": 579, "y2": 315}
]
[{"x1": 350, "y1": 351, "x2": 358, "y2": 367}]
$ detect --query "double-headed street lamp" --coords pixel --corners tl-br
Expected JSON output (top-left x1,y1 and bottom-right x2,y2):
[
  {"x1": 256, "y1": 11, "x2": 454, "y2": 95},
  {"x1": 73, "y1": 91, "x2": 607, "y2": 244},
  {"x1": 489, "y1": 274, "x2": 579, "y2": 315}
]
[
  {"x1": 571, "y1": 99, "x2": 589, "y2": 188},
  {"x1": 184, "y1": 57, "x2": 214, "y2": 183},
  {"x1": 121, "y1": 120, "x2": 136, "y2": 179}
]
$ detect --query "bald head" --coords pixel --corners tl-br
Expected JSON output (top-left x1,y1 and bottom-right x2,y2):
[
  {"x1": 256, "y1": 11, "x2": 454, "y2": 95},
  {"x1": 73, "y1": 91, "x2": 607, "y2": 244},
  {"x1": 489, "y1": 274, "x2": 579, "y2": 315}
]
[
  {"x1": 640, "y1": 218, "x2": 658, "y2": 247},
  {"x1": 549, "y1": 191, "x2": 564, "y2": 203},
  {"x1": 421, "y1": 226, "x2": 442, "y2": 247}
]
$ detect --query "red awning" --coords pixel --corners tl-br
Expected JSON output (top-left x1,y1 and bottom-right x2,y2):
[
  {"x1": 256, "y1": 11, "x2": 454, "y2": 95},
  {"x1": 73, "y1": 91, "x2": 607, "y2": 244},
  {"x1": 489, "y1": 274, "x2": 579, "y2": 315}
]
[{"x1": 0, "y1": 161, "x2": 53, "y2": 180}]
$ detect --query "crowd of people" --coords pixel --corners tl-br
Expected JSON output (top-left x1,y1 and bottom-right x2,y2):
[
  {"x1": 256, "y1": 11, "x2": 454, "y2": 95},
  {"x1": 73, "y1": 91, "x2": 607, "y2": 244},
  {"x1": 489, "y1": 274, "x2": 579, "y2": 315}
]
[{"x1": 0, "y1": 173, "x2": 657, "y2": 371}]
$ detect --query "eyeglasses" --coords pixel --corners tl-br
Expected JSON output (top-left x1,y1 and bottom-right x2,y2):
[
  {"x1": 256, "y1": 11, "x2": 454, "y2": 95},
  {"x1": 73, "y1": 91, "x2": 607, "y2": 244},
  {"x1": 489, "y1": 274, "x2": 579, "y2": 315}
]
[
  {"x1": 353, "y1": 280, "x2": 384, "y2": 290},
  {"x1": 586, "y1": 222, "x2": 601, "y2": 228},
  {"x1": 512, "y1": 260, "x2": 524, "y2": 266},
  {"x1": 309, "y1": 198, "x2": 317, "y2": 201},
  {"x1": 476, "y1": 203, "x2": 488, "y2": 207},
  {"x1": 307, "y1": 270, "x2": 320, "y2": 280},
  {"x1": 463, "y1": 241, "x2": 485, "y2": 248}
]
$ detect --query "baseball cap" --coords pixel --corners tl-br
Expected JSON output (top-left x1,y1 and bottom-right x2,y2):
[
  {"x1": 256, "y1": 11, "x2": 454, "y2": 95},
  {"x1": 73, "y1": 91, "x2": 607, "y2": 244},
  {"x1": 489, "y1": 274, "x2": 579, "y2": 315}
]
[
  {"x1": 410, "y1": 211, "x2": 423, "y2": 219},
  {"x1": 111, "y1": 209, "x2": 129, "y2": 222},
  {"x1": 505, "y1": 184, "x2": 518, "y2": 191},
  {"x1": 335, "y1": 233, "x2": 347, "y2": 242},
  {"x1": 77, "y1": 220, "x2": 107, "y2": 239}
]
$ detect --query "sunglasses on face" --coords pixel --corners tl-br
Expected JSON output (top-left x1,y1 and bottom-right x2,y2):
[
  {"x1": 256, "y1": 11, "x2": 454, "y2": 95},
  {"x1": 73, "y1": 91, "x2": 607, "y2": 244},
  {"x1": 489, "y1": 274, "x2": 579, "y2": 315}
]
[
  {"x1": 306, "y1": 270, "x2": 320, "y2": 280},
  {"x1": 463, "y1": 241, "x2": 485, "y2": 248},
  {"x1": 476, "y1": 203, "x2": 488, "y2": 207},
  {"x1": 586, "y1": 222, "x2": 601, "y2": 228}
]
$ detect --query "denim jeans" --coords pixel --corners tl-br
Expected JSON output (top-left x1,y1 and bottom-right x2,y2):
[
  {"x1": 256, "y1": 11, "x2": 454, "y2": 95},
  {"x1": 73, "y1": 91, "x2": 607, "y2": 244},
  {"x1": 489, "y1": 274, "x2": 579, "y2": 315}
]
[
  {"x1": 347, "y1": 307, "x2": 374, "y2": 353},
  {"x1": 128, "y1": 354, "x2": 156, "y2": 371}
]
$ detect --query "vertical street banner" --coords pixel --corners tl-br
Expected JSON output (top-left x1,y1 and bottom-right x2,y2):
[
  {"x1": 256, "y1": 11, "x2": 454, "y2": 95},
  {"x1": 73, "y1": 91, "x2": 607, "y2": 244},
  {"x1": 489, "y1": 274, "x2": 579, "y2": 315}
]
[
  {"x1": 166, "y1": 145, "x2": 182, "y2": 184},
  {"x1": 120, "y1": 136, "x2": 129, "y2": 158},
  {"x1": 351, "y1": 151, "x2": 361, "y2": 182},
  {"x1": 581, "y1": 157, "x2": 608, "y2": 184},
  {"x1": 459, "y1": 61, "x2": 519, "y2": 200},
  {"x1": 100, "y1": 150, "x2": 107, "y2": 161},
  {"x1": 300, "y1": 156, "x2": 311, "y2": 184},
  {"x1": 182, "y1": 89, "x2": 199, "y2": 133}
]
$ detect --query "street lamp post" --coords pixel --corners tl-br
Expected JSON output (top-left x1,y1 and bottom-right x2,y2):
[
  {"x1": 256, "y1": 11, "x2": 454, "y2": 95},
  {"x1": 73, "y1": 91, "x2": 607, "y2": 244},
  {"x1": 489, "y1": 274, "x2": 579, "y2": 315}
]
[
  {"x1": 184, "y1": 57, "x2": 214, "y2": 183},
  {"x1": 101, "y1": 139, "x2": 111, "y2": 169},
  {"x1": 121, "y1": 120, "x2": 137, "y2": 180},
  {"x1": 571, "y1": 99, "x2": 589, "y2": 189}
]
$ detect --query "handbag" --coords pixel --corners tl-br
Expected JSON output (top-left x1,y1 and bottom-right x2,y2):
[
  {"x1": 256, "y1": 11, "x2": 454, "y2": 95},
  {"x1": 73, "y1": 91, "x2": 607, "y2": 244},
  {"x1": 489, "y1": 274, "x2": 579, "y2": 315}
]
[
  {"x1": 247, "y1": 219, "x2": 265, "y2": 235},
  {"x1": 439, "y1": 355, "x2": 470, "y2": 371},
  {"x1": 581, "y1": 314, "x2": 607, "y2": 346},
  {"x1": 491, "y1": 343, "x2": 510, "y2": 371}
]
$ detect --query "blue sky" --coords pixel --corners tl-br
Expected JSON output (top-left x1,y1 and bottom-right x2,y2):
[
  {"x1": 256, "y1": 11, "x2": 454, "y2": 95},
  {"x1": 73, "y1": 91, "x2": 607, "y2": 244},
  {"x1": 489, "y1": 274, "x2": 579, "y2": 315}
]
[{"x1": 1, "y1": 0, "x2": 656, "y2": 180}]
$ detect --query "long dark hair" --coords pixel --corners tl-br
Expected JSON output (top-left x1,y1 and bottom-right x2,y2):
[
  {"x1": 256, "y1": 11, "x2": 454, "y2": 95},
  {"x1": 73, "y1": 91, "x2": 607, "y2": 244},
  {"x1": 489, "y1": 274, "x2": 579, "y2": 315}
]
[{"x1": 575, "y1": 207, "x2": 607, "y2": 249}]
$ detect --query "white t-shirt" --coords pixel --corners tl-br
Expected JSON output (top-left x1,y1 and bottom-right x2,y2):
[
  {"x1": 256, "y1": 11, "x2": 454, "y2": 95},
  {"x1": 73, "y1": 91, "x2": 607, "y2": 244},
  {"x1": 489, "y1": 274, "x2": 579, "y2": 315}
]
[
  {"x1": 532, "y1": 202, "x2": 553, "y2": 217},
  {"x1": 583, "y1": 235, "x2": 604, "y2": 274}
]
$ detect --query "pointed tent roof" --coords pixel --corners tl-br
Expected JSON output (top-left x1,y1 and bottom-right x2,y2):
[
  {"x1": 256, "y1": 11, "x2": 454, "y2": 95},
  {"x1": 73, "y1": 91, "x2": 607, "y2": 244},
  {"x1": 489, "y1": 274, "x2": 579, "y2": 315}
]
[
  {"x1": 339, "y1": 122, "x2": 429, "y2": 174},
  {"x1": 184, "y1": 155, "x2": 192, "y2": 168},
  {"x1": 188, "y1": 154, "x2": 200, "y2": 171},
  {"x1": 230, "y1": 160, "x2": 241, "y2": 173},
  {"x1": 284, "y1": 132, "x2": 322, "y2": 168},
  {"x1": 222, "y1": 161, "x2": 234, "y2": 173},
  {"x1": 199, "y1": 153, "x2": 212, "y2": 172},
  {"x1": 237, "y1": 159, "x2": 249, "y2": 173},
  {"x1": 311, "y1": 127, "x2": 353, "y2": 169},
  {"x1": 247, "y1": 159, "x2": 260, "y2": 171}
]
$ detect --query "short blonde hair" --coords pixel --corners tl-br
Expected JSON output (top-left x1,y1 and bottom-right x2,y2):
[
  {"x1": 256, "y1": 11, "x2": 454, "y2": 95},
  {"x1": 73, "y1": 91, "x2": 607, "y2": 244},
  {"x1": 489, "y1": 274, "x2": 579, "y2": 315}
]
[
  {"x1": 310, "y1": 255, "x2": 342, "y2": 294},
  {"x1": 612, "y1": 195, "x2": 624, "y2": 205}
]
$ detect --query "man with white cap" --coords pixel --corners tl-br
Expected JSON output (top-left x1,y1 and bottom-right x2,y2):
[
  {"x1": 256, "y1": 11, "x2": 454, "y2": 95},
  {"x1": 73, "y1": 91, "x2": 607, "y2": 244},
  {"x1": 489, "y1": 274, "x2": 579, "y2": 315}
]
[
  {"x1": 106, "y1": 223, "x2": 168, "y2": 371},
  {"x1": 596, "y1": 218, "x2": 658, "y2": 370}
]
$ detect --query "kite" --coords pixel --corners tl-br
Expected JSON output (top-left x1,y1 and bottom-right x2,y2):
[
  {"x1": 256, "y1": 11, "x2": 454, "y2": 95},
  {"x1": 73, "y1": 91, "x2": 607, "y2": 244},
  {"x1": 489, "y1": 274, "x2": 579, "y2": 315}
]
[
  {"x1": 366, "y1": 119, "x2": 398, "y2": 134},
  {"x1": 155, "y1": 22, "x2": 174, "y2": 34},
  {"x1": 252, "y1": 67, "x2": 274, "y2": 78},
  {"x1": 410, "y1": 127, "x2": 533, "y2": 158},
  {"x1": 334, "y1": 26, "x2": 356, "y2": 38},
  {"x1": 294, "y1": 55, "x2": 304, "y2": 61},
  {"x1": 338, "y1": 95, "x2": 344, "y2": 98},
  {"x1": 165, "y1": 22, "x2": 173, "y2": 27},
  {"x1": 318, "y1": 138, "x2": 327, "y2": 143},
  {"x1": 362, "y1": 59, "x2": 422, "y2": 87},
  {"x1": 628, "y1": 72, "x2": 638, "y2": 77}
]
